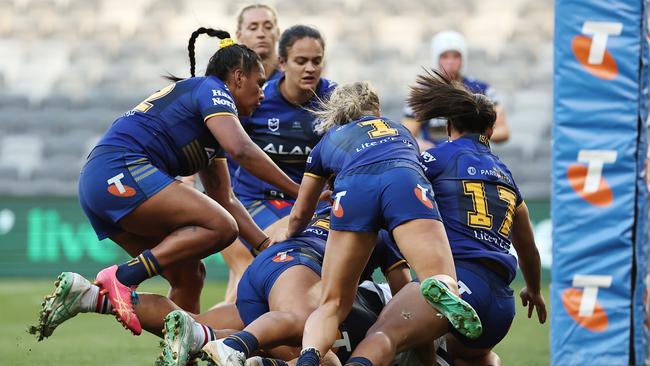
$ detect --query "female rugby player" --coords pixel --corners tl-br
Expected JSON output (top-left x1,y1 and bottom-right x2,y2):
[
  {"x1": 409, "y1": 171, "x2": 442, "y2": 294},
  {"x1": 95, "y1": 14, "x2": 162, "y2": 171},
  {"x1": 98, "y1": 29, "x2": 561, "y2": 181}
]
[
  {"x1": 220, "y1": 24, "x2": 335, "y2": 302},
  {"x1": 74, "y1": 27, "x2": 300, "y2": 335},
  {"x1": 277, "y1": 81, "x2": 482, "y2": 366},
  {"x1": 31, "y1": 209, "x2": 409, "y2": 366},
  {"x1": 346, "y1": 70, "x2": 546, "y2": 366}
]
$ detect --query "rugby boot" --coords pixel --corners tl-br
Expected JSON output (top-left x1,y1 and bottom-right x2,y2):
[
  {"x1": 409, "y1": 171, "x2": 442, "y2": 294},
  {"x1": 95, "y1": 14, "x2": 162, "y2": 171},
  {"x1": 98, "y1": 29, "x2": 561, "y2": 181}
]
[
  {"x1": 201, "y1": 339, "x2": 246, "y2": 366},
  {"x1": 94, "y1": 265, "x2": 142, "y2": 335},
  {"x1": 29, "y1": 272, "x2": 91, "y2": 341},
  {"x1": 161, "y1": 310, "x2": 197, "y2": 366},
  {"x1": 420, "y1": 276, "x2": 483, "y2": 339}
]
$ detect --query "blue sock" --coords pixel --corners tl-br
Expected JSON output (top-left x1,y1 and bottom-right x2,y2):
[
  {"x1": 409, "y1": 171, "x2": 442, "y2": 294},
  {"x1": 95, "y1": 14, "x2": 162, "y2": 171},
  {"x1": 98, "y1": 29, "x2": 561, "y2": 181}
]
[
  {"x1": 346, "y1": 357, "x2": 375, "y2": 366},
  {"x1": 261, "y1": 359, "x2": 289, "y2": 366},
  {"x1": 297, "y1": 348, "x2": 320, "y2": 366},
  {"x1": 223, "y1": 331, "x2": 259, "y2": 358},
  {"x1": 115, "y1": 249, "x2": 161, "y2": 287}
]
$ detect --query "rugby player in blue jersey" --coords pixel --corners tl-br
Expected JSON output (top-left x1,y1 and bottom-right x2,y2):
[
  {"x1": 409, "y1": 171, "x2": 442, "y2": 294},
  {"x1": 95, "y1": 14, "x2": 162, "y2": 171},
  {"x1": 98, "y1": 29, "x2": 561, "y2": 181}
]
[
  {"x1": 402, "y1": 30, "x2": 509, "y2": 149},
  {"x1": 172, "y1": 208, "x2": 408, "y2": 366},
  {"x1": 30, "y1": 208, "x2": 415, "y2": 366},
  {"x1": 220, "y1": 25, "x2": 335, "y2": 303},
  {"x1": 270, "y1": 81, "x2": 482, "y2": 366},
  {"x1": 346, "y1": 70, "x2": 546, "y2": 366},
  {"x1": 40, "y1": 28, "x2": 302, "y2": 336}
]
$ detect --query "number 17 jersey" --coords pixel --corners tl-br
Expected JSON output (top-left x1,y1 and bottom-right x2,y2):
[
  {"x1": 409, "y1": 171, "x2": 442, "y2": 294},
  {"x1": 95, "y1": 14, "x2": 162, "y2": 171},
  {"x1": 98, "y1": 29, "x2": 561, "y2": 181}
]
[{"x1": 420, "y1": 134, "x2": 522, "y2": 282}]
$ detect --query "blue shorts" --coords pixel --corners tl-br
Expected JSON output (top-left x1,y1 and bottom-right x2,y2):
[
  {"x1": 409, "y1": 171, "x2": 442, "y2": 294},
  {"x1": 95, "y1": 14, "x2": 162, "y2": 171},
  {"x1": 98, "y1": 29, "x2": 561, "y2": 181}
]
[
  {"x1": 236, "y1": 242, "x2": 322, "y2": 326},
  {"x1": 452, "y1": 260, "x2": 515, "y2": 349},
  {"x1": 330, "y1": 160, "x2": 441, "y2": 232},
  {"x1": 78, "y1": 146, "x2": 174, "y2": 240}
]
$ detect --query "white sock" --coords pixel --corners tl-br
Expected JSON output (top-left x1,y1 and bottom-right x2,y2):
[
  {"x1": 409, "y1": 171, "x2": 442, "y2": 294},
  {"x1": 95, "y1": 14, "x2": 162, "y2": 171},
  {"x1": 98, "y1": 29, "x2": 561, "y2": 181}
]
[
  {"x1": 79, "y1": 285, "x2": 112, "y2": 314},
  {"x1": 191, "y1": 322, "x2": 216, "y2": 352}
]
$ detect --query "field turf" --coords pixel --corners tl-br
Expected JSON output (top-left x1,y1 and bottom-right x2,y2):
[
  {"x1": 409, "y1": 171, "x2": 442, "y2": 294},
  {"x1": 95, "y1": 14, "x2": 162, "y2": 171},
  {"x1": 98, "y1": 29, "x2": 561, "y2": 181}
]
[{"x1": 0, "y1": 278, "x2": 549, "y2": 365}]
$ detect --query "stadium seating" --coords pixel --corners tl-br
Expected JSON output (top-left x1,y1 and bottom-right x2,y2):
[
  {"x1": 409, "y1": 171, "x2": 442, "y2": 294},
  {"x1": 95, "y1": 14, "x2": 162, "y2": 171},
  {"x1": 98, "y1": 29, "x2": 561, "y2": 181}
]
[{"x1": 0, "y1": 0, "x2": 553, "y2": 196}]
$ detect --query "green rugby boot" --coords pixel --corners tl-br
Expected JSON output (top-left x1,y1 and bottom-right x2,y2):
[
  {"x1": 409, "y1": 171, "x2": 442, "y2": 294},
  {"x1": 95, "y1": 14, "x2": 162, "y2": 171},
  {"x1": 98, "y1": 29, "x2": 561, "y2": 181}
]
[
  {"x1": 420, "y1": 276, "x2": 483, "y2": 339},
  {"x1": 29, "y1": 272, "x2": 92, "y2": 341},
  {"x1": 161, "y1": 310, "x2": 197, "y2": 366}
]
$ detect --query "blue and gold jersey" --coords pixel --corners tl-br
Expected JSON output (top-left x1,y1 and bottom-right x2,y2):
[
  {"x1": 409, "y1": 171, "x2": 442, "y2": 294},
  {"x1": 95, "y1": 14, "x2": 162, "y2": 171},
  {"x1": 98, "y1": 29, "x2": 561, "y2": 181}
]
[
  {"x1": 420, "y1": 134, "x2": 522, "y2": 281},
  {"x1": 291, "y1": 205, "x2": 332, "y2": 254},
  {"x1": 97, "y1": 76, "x2": 237, "y2": 177},
  {"x1": 305, "y1": 116, "x2": 420, "y2": 178},
  {"x1": 233, "y1": 77, "x2": 336, "y2": 200}
]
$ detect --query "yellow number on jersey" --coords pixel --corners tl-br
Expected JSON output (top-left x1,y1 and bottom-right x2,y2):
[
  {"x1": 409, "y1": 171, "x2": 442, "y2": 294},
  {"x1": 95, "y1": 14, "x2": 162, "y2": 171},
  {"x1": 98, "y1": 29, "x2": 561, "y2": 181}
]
[
  {"x1": 312, "y1": 219, "x2": 330, "y2": 230},
  {"x1": 497, "y1": 186, "x2": 517, "y2": 237},
  {"x1": 359, "y1": 119, "x2": 399, "y2": 139},
  {"x1": 134, "y1": 84, "x2": 176, "y2": 113},
  {"x1": 463, "y1": 181, "x2": 493, "y2": 229}
]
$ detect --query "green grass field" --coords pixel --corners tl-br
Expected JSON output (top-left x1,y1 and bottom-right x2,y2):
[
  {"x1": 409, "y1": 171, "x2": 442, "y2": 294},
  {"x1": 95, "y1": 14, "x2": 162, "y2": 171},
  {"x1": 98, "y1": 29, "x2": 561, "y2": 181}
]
[{"x1": 0, "y1": 278, "x2": 550, "y2": 365}]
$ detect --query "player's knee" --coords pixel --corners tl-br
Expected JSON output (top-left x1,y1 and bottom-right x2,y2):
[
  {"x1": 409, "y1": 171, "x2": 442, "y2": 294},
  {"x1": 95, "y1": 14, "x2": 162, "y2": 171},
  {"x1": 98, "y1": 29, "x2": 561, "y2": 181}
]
[
  {"x1": 206, "y1": 216, "x2": 239, "y2": 252},
  {"x1": 362, "y1": 331, "x2": 396, "y2": 361}
]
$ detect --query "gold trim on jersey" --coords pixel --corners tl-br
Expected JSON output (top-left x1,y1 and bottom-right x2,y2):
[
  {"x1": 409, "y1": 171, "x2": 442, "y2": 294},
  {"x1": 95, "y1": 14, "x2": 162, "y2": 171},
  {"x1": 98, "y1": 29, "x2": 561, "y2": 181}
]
[{"x1": 204, "y1": 112, "x2": 237, "y2": 123}]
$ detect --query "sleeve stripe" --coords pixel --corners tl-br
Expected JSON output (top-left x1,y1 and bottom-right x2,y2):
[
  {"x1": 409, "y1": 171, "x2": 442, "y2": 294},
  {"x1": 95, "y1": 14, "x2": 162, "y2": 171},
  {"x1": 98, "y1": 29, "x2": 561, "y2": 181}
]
[
  {"x1": 212, "y1": 158, "x2": 227, "y2": 161},
  {"x1": 303, "y1": 172, "x2": 324, "y2": 179},
  {"x1": 204, "y1": 112, "x2": 236, "y2": 123},
  {"x1": 384, "y1": 259, "x2": 408, "y2": 274}
]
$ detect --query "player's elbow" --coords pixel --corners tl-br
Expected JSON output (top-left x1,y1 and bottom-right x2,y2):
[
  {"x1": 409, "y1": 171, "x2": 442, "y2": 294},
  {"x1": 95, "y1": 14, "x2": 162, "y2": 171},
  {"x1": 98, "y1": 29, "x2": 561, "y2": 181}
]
[{"x1": 224, "y1": 138, "x2": 256, "y2": 162}]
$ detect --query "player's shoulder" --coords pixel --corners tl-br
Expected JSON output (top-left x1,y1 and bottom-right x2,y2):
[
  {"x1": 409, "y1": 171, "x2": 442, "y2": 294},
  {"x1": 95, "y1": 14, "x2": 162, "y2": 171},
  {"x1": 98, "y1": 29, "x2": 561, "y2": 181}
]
[
  {"x1": 421, "y1": 140, "x2": 471, "y2": 171},
  {"x1": 197, "y1": 76, "x2": 233, "y2": 96},
  {"x1": 262, "y1": 77, "x2": 281, "y2": 98},
  {"x1": 318, "y1": 78, "x2": 337, "y2": 96},
  {"x1": 427, "y1": 140, "x2": 459, "y2": 159}
]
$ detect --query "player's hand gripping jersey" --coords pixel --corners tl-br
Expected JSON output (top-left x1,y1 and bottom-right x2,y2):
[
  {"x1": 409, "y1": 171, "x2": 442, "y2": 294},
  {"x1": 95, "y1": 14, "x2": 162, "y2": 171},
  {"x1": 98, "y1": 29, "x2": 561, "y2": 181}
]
[
  {"x1": 97, "y1": 76, "x2": 237, "y2": 177},
  {"x1": 237, "y1": 206, "x2": 406, "y2": 326},
  {"x1": 305, "y1": 116, "x2": 421, "y2": 178},
  {"x1": 233, "y1": 78, "x2": 336, "y2": 200},
  {"x1": 420, "y1": 134, "x2": 522, "y2": 283}
]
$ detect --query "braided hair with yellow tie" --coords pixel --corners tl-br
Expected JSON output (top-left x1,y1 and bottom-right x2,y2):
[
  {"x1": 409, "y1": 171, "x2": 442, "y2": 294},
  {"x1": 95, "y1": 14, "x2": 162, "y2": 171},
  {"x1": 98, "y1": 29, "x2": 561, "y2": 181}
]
[{"x1": 166, "y1": 27, "x2": 262, "y2": 83}]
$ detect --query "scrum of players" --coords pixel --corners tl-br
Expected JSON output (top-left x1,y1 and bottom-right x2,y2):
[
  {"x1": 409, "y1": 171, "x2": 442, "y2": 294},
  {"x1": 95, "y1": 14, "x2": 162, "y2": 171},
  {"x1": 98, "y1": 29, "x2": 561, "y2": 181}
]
[{"x1": 29, "y1": 4, "x2": 547, "y2": 366}]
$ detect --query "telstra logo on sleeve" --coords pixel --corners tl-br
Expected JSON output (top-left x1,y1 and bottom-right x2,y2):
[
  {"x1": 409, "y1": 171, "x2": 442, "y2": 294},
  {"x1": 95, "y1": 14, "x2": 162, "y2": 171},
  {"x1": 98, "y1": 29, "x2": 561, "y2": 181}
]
[{"x1": 571, "y1": 21, "x2": 622, "y2": 80}]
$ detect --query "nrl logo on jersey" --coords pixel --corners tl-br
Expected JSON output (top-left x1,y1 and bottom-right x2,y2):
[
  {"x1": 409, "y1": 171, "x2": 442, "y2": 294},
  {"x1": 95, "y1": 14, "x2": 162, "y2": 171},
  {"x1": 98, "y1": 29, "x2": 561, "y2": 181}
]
[{"x1": 268, "y1": 118, "x2": 280, "y2": 132}]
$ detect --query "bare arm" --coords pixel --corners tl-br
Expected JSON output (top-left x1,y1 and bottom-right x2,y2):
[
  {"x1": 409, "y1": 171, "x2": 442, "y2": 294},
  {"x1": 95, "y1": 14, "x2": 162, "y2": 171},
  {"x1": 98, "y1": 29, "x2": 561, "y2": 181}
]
[
  {"x1": 286, "y1": 175, "x2": 327, "y2": 238},
  {"x1": 511, "y1": 201, "x2": 547, "y2": 323},
  {"x1": 199, "y1": 159, "x2": 268, "y2": 250},
  {"x1": 489, "y1": 105, "x2": 510, "y2": 143},
  {"x1": 385, "y1": 264, "x2": 413, "y2": 295},
  {"x1": 206, "y1": 115, "x2": 300, "y2": 198}
]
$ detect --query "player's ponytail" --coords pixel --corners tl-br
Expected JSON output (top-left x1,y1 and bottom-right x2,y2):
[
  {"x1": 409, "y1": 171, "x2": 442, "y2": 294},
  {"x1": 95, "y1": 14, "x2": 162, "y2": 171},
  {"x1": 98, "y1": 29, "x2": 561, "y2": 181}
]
[
  {"x1": 164, "y1": 27, "x2": 262, "y2": 82},
  {"x1": 312, "y1": 81, "x2": 380, "y2": 135},
  {"x1": 407, "y1": 68, "x2": 496, "y2": 135}
]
